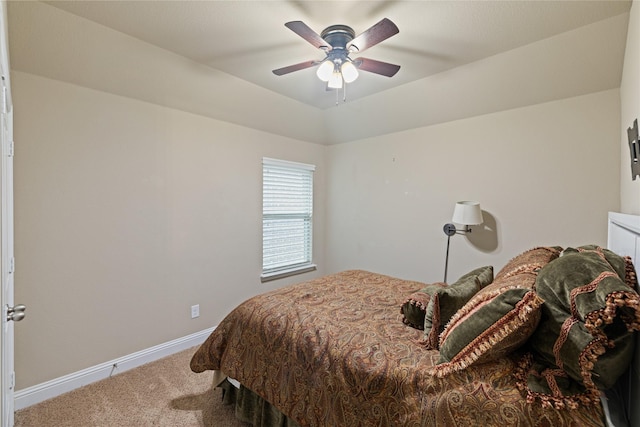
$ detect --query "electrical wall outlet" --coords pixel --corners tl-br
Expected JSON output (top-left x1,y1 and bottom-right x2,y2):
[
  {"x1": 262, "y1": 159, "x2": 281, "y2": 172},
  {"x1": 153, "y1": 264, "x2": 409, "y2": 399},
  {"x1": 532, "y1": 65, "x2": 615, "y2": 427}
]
[{"x1": 191, "y1": 304, "x2": 200, "y2": 319}]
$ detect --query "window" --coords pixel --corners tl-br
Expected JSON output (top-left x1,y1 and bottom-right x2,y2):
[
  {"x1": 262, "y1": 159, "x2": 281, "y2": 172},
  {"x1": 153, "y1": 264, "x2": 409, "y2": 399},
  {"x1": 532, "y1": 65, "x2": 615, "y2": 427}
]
[{"x1": 261, "y1": 157, "x2": 316, "y2": 282}]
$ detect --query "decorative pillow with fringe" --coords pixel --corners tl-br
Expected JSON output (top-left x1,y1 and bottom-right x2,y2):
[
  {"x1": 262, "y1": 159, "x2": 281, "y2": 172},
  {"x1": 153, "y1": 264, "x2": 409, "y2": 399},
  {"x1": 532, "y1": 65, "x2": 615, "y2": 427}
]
[
  {"x1": 400, "y1": 283, "x2": 446, "y2": 329},
  {"x1": 457, "y1": 265, "x2": 494, "y2": 289},
  {"x1": 434, "y1": 268, "x2": 544, "y2": 376},
  {"x1": 514, "y1": 354, "x2": 599, "y2": 410},
  {"x1": 495, "y1": 246, "x2": 562, "y2": 281},
  {"x1": 562, "y1": 245, "x2": 638, "y2": 290},
  {"x1": 422, "y1": 278, "x2": 481, "y2": 349},
  {"x1": 518, "y1": 245, "x2": 640, "y2": 408},
  {"x1": 523, "y1": 309, "x2": 634, "y2": 398},
  {"x1": 421, "y1": 266, "x2": 493, "y2": 349}
]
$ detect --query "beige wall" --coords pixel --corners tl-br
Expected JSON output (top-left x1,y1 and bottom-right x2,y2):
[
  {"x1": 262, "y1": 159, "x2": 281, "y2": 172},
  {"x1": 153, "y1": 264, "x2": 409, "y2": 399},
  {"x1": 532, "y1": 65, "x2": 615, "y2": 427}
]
[
  {"x1": 325, "y1": 90, "x2": 621, "y2": 284},
  {"x1": 12, "y1": 75, "x2": 623, "y2": 393},
  {"x1": 12, "y1": 71, "x2": 327, "y2": 389},
  {"x1": 621, "y1": 0, "x2": 640, "y2": 215},
  {"x1": 10, "y1": 3, "x2": 631, "y2": 393}
]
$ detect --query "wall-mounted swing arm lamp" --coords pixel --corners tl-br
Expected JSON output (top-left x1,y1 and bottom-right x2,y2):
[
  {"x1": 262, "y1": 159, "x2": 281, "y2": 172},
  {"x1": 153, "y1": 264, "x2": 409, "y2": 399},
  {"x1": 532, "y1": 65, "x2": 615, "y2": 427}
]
[{"x1": 443, "y1": 201, "x2": 484, "y2": 283}]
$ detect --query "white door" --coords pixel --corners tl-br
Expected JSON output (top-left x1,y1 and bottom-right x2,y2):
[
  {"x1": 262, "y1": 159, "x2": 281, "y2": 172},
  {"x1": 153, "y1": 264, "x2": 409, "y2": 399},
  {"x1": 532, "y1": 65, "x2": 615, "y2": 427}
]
[
  {"x1": 0, "y1": 2, "x2": 18, "y2": 426},
  {"x1": 0, "y1": 85, "x2": 14, "y2": 427}
]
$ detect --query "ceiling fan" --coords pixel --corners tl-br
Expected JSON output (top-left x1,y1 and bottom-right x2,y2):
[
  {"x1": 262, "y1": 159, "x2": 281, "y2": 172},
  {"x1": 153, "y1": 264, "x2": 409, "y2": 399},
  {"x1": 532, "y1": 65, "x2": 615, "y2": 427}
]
[{"x1": 272, "y1": 18, "x2": 400, "y2": 90}]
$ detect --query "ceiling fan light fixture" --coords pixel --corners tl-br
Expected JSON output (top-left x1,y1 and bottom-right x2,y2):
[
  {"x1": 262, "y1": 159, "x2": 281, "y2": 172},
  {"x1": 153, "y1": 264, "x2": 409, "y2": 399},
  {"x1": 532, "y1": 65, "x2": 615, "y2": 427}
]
[
  {"x1": 316, "y1": 60, "x2": 334, "y2": 82},
  {"x1": 328, "y1": 71, "x2": 343, "y2": 89},
  {"x1": 274, "y1": 18, "x2": 400, "y2": 99},
  {"x1": 341, "y1": 60, "x2": 359, "y2": 83}
]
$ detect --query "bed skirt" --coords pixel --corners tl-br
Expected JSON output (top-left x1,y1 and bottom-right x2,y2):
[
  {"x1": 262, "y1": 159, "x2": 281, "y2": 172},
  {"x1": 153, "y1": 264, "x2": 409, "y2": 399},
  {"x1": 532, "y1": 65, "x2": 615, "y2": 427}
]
[{"x1": 219, "y1": 378, "x2": 301, "y2": 427}]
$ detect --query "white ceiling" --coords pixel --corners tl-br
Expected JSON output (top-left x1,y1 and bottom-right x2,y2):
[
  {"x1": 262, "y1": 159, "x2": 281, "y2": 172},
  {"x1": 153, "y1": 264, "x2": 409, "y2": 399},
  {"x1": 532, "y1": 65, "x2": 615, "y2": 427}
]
[{"x1": 7, "y1": 1, "x2": 633, "y2": 144}]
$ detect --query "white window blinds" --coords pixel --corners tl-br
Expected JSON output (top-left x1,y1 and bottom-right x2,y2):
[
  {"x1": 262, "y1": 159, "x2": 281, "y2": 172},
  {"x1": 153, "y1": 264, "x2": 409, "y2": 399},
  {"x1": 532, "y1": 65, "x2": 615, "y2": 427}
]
[{"x1": 262, "y1": 158, "x2": 316, "y2": 281}]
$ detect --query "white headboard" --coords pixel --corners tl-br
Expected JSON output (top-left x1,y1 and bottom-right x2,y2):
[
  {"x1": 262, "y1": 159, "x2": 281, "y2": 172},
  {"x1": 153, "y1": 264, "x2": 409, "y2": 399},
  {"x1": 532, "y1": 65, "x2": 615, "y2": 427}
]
[
  {"x1": 608, "y1": 212, "x2": 640, "y2": 267},
  {"x1": 608, "y1": 212, "x2": 640, "y2": 426}
]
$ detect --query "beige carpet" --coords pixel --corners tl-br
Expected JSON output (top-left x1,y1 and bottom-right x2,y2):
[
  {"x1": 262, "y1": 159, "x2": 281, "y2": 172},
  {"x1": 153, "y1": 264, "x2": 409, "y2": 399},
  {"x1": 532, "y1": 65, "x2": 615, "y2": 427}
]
[{"x1": 15, "y1": 347, "x2": 247, "y2": 427}]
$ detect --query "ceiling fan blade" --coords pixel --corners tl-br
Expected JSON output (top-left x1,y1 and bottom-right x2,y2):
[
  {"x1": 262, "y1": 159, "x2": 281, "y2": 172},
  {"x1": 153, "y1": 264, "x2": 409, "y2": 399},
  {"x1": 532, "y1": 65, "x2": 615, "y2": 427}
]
[
  {"x1": 348, "y1": 18, "x2": 399, "y2": 53},
  {"x1": 272, "y1": 60, "x2": 318, "y2": 76},
  {"x1": 355, "y1": 58, "x2": 401, "y2": 77},
  {"x1": 285, "y1": 21, "x2": 331, "y2": 51}
]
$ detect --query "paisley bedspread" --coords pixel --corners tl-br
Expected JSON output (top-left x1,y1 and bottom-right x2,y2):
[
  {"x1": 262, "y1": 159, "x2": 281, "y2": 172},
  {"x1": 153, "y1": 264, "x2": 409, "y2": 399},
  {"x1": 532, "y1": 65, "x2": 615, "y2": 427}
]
[{"x1": 190, "y1": 270, "x2": 604, "y2": 426}]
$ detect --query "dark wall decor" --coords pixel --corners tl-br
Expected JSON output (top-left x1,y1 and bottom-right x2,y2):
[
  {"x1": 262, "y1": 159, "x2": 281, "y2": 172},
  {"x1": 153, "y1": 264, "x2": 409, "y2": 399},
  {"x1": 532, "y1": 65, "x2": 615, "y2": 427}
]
[{"x1": 627, "y1": 119, "x2": 640, "y2": 181}]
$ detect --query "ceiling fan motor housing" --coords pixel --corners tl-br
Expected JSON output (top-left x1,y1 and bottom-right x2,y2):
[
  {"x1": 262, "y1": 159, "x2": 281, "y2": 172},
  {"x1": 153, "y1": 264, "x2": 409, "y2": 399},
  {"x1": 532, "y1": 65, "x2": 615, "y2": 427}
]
[{"x1": 321, "y1": 25, "x2": 355, "y2": 51}]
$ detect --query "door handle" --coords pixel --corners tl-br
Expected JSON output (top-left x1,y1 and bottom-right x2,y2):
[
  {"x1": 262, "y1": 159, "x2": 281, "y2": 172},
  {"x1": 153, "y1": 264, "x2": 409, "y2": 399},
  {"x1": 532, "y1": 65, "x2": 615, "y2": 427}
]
[{"x1": 7, "y1": 304, "x2": 26, "y2": 322}]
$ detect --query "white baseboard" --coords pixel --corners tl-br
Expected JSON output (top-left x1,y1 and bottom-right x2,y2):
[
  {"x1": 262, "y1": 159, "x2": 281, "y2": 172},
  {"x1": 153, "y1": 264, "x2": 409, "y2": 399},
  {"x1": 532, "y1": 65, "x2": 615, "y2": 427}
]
[{"x1": 14, "y1": 326, "x2": 216, "y2": 410}]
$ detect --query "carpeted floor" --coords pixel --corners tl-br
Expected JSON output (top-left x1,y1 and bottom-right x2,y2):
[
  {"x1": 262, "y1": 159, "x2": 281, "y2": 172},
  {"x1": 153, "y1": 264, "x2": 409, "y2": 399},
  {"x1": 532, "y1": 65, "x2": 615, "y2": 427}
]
[{"x1": 14, "y1": 347, "x2": 247, "y2": 427}]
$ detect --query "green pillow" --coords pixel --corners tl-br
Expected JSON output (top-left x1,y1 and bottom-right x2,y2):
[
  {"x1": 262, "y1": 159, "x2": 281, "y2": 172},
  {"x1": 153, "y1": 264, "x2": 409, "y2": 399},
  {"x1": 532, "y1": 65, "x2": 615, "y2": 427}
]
[
  {"x1": 516, "y1": 355, "x2": 597, "y2": 410},
  {"x1": 455, "y1": 265, "x2": 494, "y2": 288},
  {"x1": 536, "y1": 247, "x2": 639, "y2": 335},
  {"x1": 563, "y1": 245, "x2": 638, "y2": 290},
  {"x1": 518, "y1": 246, "x2": 640, "y2": 409},
  {"x1": 400, "y1": 283, "x2": 446, "y2": 329},
  {"x1": 402, "y1": 266, "x2": 492, "y2": 335},
  {"x1": 527, "y1": 306, "x2": 635, "y2": 391},
  {"x1": 421, "y1": 268, "x2": 492, "y2": 349},
  {"x1": 435, "y1": 268, "x2": 543, "y2": 375}
]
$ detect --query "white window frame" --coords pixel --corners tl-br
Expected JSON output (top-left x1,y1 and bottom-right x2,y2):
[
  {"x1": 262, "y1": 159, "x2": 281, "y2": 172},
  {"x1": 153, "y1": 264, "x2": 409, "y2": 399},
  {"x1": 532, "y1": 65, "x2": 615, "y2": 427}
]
[{"x1": 261, "y1": 157, "x2": 316, "y2": 282}]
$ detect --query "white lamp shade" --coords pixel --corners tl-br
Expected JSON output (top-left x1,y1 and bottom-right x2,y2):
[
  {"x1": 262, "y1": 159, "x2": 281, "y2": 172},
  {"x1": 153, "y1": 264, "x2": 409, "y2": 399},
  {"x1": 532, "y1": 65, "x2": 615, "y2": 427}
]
[
  {"x1": 316, "y1": 60, "x2": 334, "y2": 82},
  {"x1": 452, "y1": 201, "x2": 483, "y2": 225},
  {"x1": 328, "y1": 71, "x2": 343, "y2": 89},
  {"x1": 341, "y1": 61, "x2": 359, "y2": 83}
]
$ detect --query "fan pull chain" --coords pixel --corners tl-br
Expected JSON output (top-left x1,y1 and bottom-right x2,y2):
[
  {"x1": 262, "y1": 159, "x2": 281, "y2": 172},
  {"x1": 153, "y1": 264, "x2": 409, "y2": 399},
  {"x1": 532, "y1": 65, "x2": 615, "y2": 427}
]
[{"x1": 334, "y1": 83, "x2": 347, "y2": 106}]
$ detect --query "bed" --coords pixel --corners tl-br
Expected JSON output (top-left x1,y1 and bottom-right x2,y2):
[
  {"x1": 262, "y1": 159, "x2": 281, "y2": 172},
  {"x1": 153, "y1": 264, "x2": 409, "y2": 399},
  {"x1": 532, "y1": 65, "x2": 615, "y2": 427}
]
[{"x1": 190, "y1": 212, "x2": 640, "y2": 426}]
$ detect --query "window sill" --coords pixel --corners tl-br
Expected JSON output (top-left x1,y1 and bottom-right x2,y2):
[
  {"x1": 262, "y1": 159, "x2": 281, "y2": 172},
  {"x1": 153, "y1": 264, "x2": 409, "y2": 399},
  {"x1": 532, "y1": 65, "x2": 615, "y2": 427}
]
[{"x1": 260, "y1": 264, "x2": 317, "y2": 283}]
